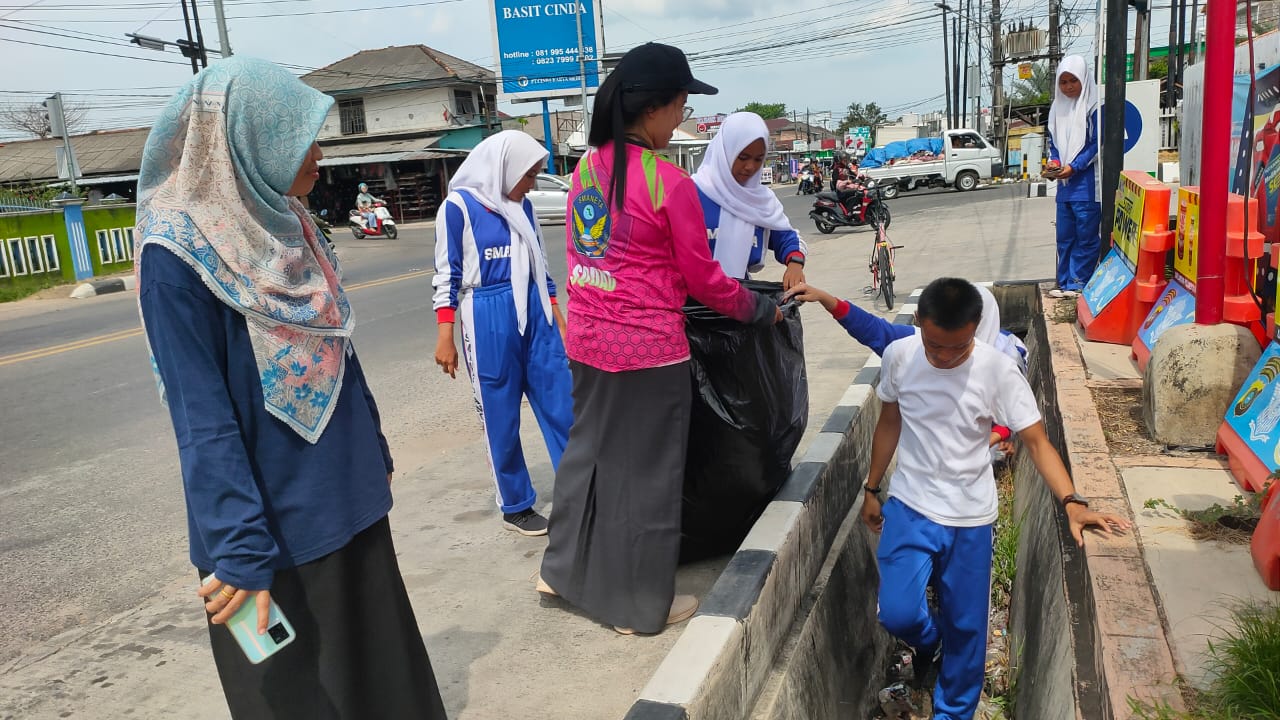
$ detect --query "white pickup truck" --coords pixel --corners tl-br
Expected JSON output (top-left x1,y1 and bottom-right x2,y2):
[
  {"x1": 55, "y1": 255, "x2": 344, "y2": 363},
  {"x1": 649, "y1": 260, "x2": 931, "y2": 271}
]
[{"x1": 862, "y1": 129, "x2": 1004, "y2": 200}]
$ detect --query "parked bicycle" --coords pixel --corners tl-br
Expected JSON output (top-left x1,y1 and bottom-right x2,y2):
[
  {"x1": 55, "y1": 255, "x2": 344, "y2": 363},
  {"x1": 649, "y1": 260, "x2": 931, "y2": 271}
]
[{"x1": 865, "y1": 217, "x2": 902, "y2": 311}]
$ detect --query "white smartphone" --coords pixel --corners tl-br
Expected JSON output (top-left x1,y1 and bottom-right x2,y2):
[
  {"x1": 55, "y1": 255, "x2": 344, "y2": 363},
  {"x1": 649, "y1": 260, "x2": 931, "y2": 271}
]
[{"x1": 201, "y1": 574, "x2": 296, "y2": 664}]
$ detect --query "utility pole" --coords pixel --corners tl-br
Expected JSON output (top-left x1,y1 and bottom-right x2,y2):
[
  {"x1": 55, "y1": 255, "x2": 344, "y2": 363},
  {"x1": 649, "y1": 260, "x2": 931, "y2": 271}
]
[
  {"x1": 1101, "y1": 0, "x2": 1129, "y2": 262},
  {"x1": 806, "y1": 108, "x2": 812, "y2": 146},
  {"x1": 952, "y1": 14, "x2": 962, "y2": 127},
  {"x1": 937, "y1": 3, "x2": 953, "y2": 129},
  {"x1": 991, "y1": 0, "x2": 1005, "y2": 148},
  {"x1": 1133, "y1": 1, "x2": 1151, "y2": 80},
  {"x1": 213, "y1": 0, "x2": 233, "y2": 57},
  {"x1": 178, "y1": 0, "x2": 199, "y2": 74},
  {"x1": 189, "y1": 0, "x2": 209, "y2": 67},
  {"x1": 962, "y1": 0, "x2": 971, "y2": 129},
  {"x1": 1049, "y1": 0, "x2": 1062, "y2": 71},
  {"x1": 1166, "y1": 0, "x2": 1179, "y2": 106},
  {"x1": 575, "y1": 1, "x2": 591, "y2": 140}
]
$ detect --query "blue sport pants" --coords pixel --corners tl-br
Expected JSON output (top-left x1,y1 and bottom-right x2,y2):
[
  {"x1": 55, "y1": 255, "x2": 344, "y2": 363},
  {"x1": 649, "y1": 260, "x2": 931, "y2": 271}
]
[
  {"x1": 1055, "y1": 200, "x2": 1102, "y2": 291},
  {"x1": 877, "y1": 498, "x2": 993, "y2": 720},
  {"x1": 459, "y1": 283, "x2": 574, "y2": 513}
]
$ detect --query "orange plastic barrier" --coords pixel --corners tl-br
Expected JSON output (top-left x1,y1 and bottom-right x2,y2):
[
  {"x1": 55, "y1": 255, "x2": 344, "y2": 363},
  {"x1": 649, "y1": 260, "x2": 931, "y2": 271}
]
[
  {"x1": 1078, "y1": 171, "x2": 1171, "y2": 345},
  {"x1": 1252, "y1": 482, "x2": 1280, "y2": 590}
]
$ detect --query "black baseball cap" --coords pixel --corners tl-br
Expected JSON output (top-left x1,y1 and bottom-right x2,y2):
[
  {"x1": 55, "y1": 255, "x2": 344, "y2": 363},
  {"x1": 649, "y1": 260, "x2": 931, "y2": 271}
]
[{"x1": 615, "y1": 42, "x2": 718, "y2": 96}]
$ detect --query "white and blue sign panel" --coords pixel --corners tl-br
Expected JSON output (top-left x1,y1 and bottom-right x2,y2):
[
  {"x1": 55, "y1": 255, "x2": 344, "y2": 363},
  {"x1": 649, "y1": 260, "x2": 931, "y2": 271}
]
[
  {"x1": 1083, "y1": 247, "x2": 1135, "y2": 316},
  {"x1": 489, "y1": 1, "x2": 603, "y2": 101},
  {"x1": 1223, "y1": 342, "x2": 1280, "y2": 473},
  {"x1": 1135, "y1": 278, "x2": 1196, "y2": 353},
  {"x1": 1099, "y1": 79, "x2": 1160, "y2": 175}
]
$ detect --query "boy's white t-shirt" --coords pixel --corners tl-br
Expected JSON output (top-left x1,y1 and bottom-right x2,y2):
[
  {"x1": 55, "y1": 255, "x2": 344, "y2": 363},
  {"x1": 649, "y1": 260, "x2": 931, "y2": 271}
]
[{"x1": 876, "y1": 333, "x2": 1042, "y2": 527}]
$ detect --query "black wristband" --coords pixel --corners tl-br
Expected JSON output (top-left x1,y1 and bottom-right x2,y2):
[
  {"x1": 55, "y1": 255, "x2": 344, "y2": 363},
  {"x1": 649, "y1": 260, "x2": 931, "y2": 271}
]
[{"x1": 864, "y1": 483, "x2": 882, "y2": 496}]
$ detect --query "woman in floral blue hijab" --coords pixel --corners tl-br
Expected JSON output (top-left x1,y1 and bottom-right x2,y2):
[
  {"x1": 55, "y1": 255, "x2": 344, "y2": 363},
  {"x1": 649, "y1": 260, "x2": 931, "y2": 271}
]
[{"x1": 135, "y1": 57, "x2": 447, "y2": 719}]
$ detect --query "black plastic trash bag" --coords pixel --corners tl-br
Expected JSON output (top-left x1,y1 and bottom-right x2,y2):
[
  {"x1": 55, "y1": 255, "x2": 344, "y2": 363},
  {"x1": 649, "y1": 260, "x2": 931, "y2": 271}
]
[{"x1": 680, "y1": 279, "x2": 809, "y2": 563}]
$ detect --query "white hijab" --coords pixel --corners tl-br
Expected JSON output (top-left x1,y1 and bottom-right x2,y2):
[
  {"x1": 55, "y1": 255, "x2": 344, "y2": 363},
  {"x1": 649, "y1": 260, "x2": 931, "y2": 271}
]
[
  {"x1": 976, "y1": 285, "x2": 1027, "y2": 371},
  {"x1": 449, "y1": 130, "x2": 551, "y2": 334},
  {"x1": 693, "y1": 112, "x2": 798, "y2": 278},
  {"x1": 1048, "y1": 54, "x2": 1097, "y2": 167}
]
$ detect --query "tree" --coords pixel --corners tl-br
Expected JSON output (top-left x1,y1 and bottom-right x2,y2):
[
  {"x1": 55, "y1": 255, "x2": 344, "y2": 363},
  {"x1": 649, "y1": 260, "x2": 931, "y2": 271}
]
[
  {"x1": 0, "y1": 102, "x2": 88, "y2": 140},
  {"x1": 837, "y1": 101, "x2": 888, "y2": 142},
  {"x1": 1007, "y1": 62, "x2": 1053, "y2": 106},
  {"x1": 735, "y1": 102, "x2": 787, "y2": 120}
]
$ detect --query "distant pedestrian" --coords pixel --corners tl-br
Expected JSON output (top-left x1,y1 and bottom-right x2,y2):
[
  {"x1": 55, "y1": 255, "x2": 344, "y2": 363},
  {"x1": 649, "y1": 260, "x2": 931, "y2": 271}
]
[
  {"x1": 538, "y1": 42, "x2": 780, "y2": 635},
  {"x1": 693, "y1": 111, "x2": 807, "y2": 288},
  {"x1": 1045, "y1": 54, "x2": 1101, "y2": 298},
  {"x1": 431, "y1": 130, "x2": 573, "y2": 537},
  {"x1": 135, "y1": 57, "x2": 446, "y2": 719}
]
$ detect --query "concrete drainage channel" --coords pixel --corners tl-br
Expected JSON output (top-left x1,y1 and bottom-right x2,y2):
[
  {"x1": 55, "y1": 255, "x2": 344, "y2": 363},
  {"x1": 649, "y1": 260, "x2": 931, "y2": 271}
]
[{"x1": 624, "y1": 283, "x2": 1109, "y2": 720}]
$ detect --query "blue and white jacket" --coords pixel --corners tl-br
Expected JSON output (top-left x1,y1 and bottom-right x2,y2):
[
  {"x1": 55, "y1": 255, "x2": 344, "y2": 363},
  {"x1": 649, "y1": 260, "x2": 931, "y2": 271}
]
[
  {"x1": 432, "y1": 189, "x2": 557, "y2": 323},
  {"x1": 697, "y1": 189, "x2": 806, "y2": 277},
  {"x1": 1048, "y1": 111, "x2": 1099, "y2": 203}
]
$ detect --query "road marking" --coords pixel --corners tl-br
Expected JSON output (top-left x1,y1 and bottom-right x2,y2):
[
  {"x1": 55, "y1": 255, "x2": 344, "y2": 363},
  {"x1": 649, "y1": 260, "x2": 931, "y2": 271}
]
[{"x1": 0, "y1": 270, "x2": 431, "y2": 368}]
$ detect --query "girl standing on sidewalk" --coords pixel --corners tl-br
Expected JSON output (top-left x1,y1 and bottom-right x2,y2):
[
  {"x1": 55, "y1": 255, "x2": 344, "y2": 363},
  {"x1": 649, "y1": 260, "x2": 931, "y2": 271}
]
[
  {"x1": 1045, "y1": 54, "x2": 1102, "y2": 298},
  {"x1": 432, "y1": 130, "x2": 573, "y2": 537},
  {"x1": 692, "y1": 111, "x2": 807, "y2": 288}
]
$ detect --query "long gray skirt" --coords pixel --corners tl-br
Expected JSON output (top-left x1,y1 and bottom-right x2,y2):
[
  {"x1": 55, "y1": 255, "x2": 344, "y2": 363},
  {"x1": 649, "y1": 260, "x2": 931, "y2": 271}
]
[{"x1": 540, "y1": 360, "x2": 692, "y2": 634}]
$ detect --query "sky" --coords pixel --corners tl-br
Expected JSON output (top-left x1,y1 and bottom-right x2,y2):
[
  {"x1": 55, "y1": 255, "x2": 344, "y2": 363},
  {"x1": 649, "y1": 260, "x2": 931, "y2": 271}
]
[{"x1": 0, "y1": 0, "x2": 1116, "y2": 141}]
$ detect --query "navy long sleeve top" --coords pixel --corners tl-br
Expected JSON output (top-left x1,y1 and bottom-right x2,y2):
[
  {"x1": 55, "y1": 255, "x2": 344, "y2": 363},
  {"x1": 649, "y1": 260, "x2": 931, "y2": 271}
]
[
  {"x1": 829, "y1": 299, "x2": 915, "y2": 356},
  {"x1": 139, "y1": 245, "x2": 394, "y2": 590}
]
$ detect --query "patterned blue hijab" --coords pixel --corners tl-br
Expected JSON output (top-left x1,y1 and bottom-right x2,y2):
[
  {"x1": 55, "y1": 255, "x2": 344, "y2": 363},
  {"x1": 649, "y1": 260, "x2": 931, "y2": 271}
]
[{"x1": 136, "y1": 58, "x2": 354, "y2": 443}]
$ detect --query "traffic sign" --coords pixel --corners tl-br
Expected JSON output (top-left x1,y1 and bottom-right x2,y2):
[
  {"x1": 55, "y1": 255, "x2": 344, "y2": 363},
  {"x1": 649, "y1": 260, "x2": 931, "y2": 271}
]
[{"x1": 697, "y1": 123, "x2": 707, "y2": 133}]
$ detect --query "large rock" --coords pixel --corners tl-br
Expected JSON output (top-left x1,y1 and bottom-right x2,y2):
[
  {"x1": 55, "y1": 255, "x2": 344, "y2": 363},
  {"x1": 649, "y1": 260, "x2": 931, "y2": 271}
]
[{"x1": 1143, "y1": 323, "x2": 1263, "y2": 447}]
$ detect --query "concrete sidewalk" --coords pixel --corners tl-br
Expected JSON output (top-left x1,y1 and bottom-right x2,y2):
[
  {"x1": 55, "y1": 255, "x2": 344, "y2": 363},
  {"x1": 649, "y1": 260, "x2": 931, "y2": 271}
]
[
  {"x1": 1051, "y1": 312, "x2": 1280, "y2": 710},
  {"x1": 0, "y1": 187, "x2": 1059, "y2": 719}
]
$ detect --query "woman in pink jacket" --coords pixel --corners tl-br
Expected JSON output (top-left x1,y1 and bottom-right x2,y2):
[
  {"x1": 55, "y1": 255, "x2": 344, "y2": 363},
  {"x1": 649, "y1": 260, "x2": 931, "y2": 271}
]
[{"x1": 537, "y1": 43, "x2": 780, "y2": 635}]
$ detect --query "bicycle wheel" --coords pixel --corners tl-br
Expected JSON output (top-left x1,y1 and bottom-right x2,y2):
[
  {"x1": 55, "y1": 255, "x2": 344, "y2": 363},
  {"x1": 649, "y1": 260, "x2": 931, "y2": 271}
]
[{"x1": 877, "y1": 243, "x2": 895, "y2": 310}]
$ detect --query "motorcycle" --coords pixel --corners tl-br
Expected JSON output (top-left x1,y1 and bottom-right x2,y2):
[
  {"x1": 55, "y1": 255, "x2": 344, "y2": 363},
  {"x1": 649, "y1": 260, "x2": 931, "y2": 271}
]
[
  {"x1": 796, "y1": 170, "x2": 818, "y2": 195},
  {"x1": 809, "y1": 180, "x2": 892, "y2": 234},
  {"x1": 349, "y1": 201, "x2": 398, "y2": 239},
  {"x1": 310, "y1": 209, "x2": 338, "y2": 257}
]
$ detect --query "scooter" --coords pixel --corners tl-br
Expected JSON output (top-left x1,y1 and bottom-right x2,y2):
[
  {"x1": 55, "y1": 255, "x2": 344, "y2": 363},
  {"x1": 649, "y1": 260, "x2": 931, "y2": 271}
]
[
  {"x1": 809, "y1": 180, "x2": 892, "y2": 235},
  {"x1": 797, "y1": 170, "x2": 816, "y2": 195},
  {"x1": 349, "y1": 201, "x2": 398, "y2": 239}
]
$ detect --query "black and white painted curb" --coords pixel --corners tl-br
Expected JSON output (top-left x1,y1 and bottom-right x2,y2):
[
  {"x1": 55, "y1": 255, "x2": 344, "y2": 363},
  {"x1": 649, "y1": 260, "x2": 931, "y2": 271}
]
[
  {"x1": 70, "y1": 276, "x2": 136, "y2": 299},
  {"x1": 623, "y1": 290, "x2": 923, "y2": 720}
]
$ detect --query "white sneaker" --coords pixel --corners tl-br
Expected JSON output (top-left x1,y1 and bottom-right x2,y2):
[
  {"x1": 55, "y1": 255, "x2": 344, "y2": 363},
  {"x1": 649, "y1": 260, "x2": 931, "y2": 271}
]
[
  {"x1": 1048, "y1": 288, "x2": 1065, "y2": 299},
  {"x1": 1062, "y1": 289, "x2": 1080, "y2": 298}
]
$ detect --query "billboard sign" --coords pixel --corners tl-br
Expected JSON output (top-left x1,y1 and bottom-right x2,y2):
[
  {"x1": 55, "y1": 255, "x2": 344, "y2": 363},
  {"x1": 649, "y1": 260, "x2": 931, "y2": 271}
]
[{"x1": 489, "y1": 1, "x2": 603, "y2": 101}]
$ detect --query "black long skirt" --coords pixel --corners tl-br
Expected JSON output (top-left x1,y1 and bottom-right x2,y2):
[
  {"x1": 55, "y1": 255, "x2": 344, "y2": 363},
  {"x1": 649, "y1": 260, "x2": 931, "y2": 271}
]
[
  {"x1": 201, "y1": 517, "x2": 447, "y2": 719},
  {"x1": 540, "y1": 360, "x2": 692, "y2": 634}
]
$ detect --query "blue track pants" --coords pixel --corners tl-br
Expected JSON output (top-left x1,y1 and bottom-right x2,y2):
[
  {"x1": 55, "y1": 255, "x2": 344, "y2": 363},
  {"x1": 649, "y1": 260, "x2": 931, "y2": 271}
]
[
  {"x1": 1055, "y1": 200, "x2": 1102, "y2": 291},
  {"x1": 877, "y1": 498, "x2": 993, "y2": 720},
  {"x1": 458, "y1": 283, "x2": 573, "y2": 513}
]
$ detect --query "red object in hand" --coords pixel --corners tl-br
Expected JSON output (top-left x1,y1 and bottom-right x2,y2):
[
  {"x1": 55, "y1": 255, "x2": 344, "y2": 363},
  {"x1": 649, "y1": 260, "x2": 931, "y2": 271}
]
[{"x1": 1047, "y1": 160, "x2": 1061, "y2": 168}]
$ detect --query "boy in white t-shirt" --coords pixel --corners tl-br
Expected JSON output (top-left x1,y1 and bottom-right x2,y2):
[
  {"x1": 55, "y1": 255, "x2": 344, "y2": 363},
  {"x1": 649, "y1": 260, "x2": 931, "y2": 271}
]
[{"x1": 787, "y1": 277, "x2": 1130, "y2": 719}]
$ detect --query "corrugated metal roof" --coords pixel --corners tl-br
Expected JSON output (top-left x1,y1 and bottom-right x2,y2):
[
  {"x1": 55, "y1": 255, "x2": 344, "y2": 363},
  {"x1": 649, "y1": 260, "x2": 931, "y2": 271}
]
[
  {"x1": 0, "y1": 127, "x2": 150, "y2": 184},
  {"x1": 302, "y1": 45, "x2": 494, "y2": 94},
  {"x1": 319, "y1": 135, "x2": 441, "y2": 158}
]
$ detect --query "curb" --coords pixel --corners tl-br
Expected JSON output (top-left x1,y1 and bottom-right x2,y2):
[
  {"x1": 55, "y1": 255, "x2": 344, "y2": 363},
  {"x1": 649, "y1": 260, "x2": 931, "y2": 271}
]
[
  {"x1": 623, "y1": 291, "x2": 922, "y2": 720},
  {"x1": 70, "y1": 276, "x2": 136, "y2": 299},
  {"x1": 1043, "y1": 309, "x2": 1186, "y2": 715}
]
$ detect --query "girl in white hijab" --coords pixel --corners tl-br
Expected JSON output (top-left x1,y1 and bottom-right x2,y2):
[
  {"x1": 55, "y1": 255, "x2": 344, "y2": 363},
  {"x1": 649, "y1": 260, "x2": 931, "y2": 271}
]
[
  {"x1": 693, "y1": 112, "x2": 807, "y2": 289},
  {"x1": 1045, "y1": 54, "x2": 1102, "y2": 298},
  {"x1": 431, "y1": 130, "x2": 573, "y2": 537}
]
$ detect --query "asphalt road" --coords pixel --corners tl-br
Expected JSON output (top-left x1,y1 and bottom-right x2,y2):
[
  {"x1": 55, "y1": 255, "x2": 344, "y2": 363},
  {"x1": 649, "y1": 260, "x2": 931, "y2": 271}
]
[{"x1": 0, "y1": 180, "x2": 1028, "y2": 666}]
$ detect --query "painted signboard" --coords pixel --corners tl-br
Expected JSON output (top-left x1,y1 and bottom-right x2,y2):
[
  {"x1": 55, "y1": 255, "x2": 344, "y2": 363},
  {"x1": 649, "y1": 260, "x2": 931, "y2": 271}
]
[
  {"x1": 1084, "y1": 247, "x2": 1137, "y2": 316},
  {"x1": 1223, "y1": 342, "x2": 1280, "y2": 473},
  {"x1": 1174, "y1": 186, "x2": 1200, "y2": 289},
  {"x1": 489, "y1": 0, "x2": 603, "y2": 101}
]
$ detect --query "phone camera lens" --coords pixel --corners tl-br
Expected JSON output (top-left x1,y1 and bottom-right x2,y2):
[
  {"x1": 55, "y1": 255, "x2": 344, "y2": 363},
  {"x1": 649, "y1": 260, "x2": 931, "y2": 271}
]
[{"x1": 268, "y1": 623, "x2": 290, "y2": 643}]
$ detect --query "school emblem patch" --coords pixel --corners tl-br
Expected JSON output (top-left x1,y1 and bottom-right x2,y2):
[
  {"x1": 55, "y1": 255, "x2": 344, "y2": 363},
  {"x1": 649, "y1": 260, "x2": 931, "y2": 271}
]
[{"x1": 571, "y1": 188, "x2": 611, "y2": 258}]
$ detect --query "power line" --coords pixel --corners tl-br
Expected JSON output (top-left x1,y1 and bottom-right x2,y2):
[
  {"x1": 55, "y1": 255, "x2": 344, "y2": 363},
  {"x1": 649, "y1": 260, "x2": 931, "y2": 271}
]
[
  {"x1": 11, "y1": 0, "x2": 465, "y2": 22},
  {"x1": 0, "y1": 35, "x2": 191, "y2": 64}
]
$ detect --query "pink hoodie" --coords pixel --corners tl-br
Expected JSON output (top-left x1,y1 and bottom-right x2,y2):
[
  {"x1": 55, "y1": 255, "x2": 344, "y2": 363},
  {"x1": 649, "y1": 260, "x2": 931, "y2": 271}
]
[{"x1": 565, "y1": 142, "x2": 764, "y2": 372}]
